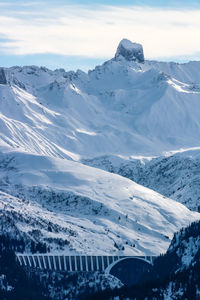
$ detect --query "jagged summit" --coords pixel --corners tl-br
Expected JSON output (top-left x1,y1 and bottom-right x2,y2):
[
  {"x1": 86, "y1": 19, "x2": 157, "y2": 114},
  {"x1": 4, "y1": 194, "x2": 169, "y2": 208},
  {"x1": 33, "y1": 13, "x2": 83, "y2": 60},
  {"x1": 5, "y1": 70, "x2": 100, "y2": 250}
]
[{"x1": 115, "y1": 39, "x2": 144, "y2": 63}]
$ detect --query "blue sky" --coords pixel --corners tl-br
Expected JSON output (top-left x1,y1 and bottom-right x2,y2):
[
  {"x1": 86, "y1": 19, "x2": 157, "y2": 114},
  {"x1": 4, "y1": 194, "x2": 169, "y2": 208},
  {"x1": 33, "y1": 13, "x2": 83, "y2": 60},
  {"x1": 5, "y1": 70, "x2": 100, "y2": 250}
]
[
  {"x1": 2, "y1": 0, "x2": 200, "y2": 7},
  {"x1": 0, "y1": 0, "x2": 200, "y2": 71}
]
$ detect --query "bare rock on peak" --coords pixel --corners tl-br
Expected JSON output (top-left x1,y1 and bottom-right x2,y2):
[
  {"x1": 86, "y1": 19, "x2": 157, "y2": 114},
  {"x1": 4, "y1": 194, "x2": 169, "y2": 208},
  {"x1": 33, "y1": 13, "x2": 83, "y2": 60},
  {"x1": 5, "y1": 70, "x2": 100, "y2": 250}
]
[{"x1": 115, "y1": 39, "x2": 144, "y2": 63}]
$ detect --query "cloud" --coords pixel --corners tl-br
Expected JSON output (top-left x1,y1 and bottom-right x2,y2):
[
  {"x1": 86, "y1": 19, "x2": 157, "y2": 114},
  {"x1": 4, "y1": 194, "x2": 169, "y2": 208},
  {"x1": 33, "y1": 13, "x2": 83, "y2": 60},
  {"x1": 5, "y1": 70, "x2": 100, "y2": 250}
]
[{"x1": 0, "y1": 3, "x2": 200, "y2": 60}]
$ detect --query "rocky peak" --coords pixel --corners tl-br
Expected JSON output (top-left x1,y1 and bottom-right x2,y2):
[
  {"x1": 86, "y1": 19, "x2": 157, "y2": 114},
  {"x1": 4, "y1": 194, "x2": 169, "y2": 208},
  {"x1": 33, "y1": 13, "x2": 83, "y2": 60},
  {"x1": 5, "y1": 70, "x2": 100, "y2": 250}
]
[{"x1": 115, "y1": 39, "x2": 144, "y2": 63}]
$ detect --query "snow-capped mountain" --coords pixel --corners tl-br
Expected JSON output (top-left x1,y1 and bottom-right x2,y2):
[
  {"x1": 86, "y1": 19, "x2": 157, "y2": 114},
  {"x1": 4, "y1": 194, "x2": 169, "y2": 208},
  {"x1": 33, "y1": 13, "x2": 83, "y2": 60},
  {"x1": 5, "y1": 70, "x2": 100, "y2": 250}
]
[
  {"x1": 0, "y1": 39, "x2": 200, "y2": 256},
  {"x1": 1, "y1": 39, "x2": 200, "y2": 158}
]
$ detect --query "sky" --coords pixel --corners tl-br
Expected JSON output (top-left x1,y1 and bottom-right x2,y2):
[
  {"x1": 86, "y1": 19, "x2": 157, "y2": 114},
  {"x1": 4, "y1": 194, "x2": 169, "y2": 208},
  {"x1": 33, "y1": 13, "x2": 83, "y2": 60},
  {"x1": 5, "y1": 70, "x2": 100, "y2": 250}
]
[{"x1": 0, "y1": 0, "x2": 200, "y2": 71}]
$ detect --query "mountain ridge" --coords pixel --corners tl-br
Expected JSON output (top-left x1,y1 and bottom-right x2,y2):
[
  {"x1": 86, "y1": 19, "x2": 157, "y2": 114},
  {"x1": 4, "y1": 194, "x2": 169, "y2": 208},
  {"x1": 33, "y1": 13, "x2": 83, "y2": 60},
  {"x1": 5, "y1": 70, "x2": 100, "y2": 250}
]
[{"x1": 1, "y1": 41, "x2": 200, "y2": 159}]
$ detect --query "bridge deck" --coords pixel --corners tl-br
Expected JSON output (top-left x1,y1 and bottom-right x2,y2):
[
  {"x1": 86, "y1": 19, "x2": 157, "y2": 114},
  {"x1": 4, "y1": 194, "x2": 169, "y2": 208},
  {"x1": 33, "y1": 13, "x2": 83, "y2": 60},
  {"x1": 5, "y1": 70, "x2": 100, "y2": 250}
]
[{"x1": 16, "y1": 254, "x2": 156, "y2": 272}]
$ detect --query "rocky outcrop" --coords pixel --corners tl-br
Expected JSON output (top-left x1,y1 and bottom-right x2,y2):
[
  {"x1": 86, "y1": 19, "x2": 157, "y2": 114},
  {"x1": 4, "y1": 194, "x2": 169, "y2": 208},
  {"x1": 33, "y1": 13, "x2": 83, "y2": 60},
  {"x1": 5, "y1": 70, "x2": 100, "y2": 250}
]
[
  {"x1": 115, "y1": 39, "x2": 144, "y2": 63},
  {"x1": 0, "y1": 68, "x2": 7, "y2": 84}
]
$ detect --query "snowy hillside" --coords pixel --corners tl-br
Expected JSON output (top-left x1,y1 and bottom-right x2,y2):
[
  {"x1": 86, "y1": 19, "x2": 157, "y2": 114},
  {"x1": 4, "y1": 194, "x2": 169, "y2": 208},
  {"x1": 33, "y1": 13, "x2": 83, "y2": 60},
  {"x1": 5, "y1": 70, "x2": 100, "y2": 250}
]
[
  {"x1": 83, "y1": 148, "x2": 200, "y2": 212},
  {"x1": 0, "y1": 149, "x2": 199, "y2": 255}
]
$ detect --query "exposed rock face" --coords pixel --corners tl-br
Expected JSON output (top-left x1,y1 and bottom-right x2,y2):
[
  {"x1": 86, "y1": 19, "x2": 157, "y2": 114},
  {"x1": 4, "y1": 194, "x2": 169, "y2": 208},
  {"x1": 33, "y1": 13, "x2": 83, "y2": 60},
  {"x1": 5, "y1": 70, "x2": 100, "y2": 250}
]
[
  {"x1": 0, "y1": 68, "x2": 7, "y2": 84},
  {"x1": 115, "y1": 39, "x2": 144, "y2": 63}
]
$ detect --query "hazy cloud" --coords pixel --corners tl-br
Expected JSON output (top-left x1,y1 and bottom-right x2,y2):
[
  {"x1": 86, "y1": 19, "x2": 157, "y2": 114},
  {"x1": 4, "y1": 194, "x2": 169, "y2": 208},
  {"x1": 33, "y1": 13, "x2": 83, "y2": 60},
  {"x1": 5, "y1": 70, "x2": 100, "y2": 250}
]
[{"x1": 0, "y1": 4, "x2": 200, "y2": 60}]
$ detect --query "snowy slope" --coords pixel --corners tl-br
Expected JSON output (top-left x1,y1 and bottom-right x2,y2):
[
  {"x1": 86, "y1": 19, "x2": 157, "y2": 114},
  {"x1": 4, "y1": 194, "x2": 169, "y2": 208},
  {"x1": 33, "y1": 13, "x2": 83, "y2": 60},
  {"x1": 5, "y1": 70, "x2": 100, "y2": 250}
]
[
  {"x1": 83, "y1": 148, "x2": 200, "y2": 212},
  {"x1": 0, "y1": 149, "x2": 199, "y2": 255}
]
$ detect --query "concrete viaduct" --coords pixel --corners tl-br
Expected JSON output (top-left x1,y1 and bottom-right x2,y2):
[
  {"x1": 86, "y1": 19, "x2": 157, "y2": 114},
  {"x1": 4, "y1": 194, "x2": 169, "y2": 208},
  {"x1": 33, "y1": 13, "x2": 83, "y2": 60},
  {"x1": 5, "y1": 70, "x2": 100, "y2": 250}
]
[{"x1": 16, "y1": 254, "x2": 156, "y2": 285}]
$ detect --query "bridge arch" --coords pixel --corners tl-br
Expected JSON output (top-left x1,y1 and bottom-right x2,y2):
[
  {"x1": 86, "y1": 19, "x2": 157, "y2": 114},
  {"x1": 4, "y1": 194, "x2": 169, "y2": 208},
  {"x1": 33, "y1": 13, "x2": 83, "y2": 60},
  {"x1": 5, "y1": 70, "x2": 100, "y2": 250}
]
[{"x1": 106, "y1": 256, "x2": 153, "y2": 286}]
